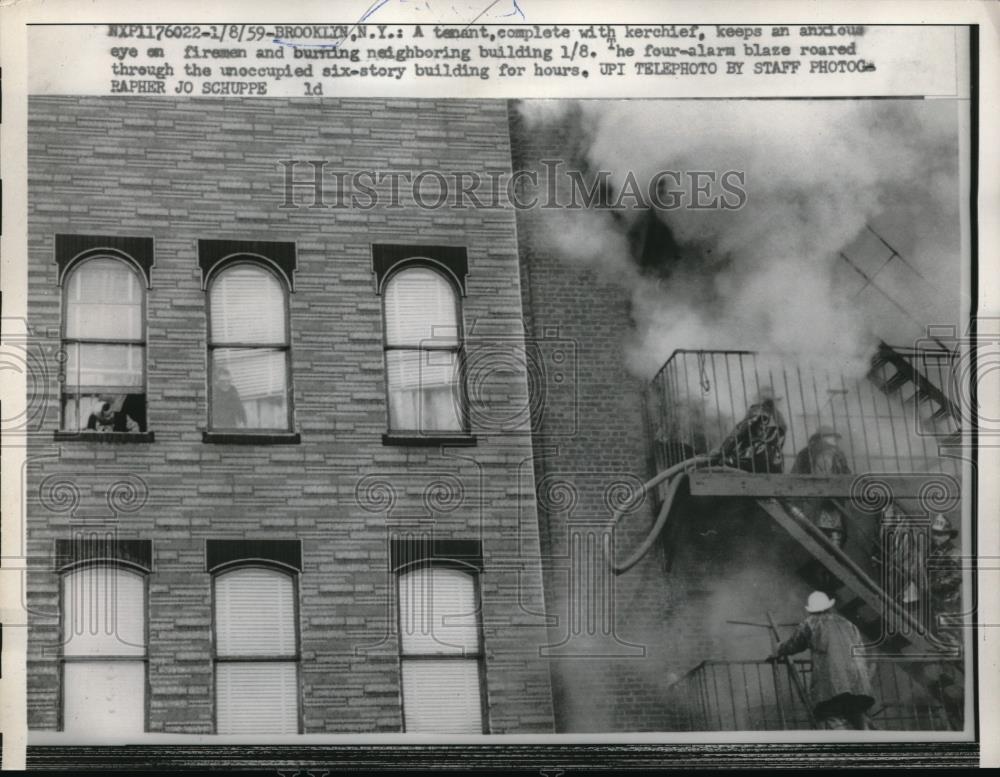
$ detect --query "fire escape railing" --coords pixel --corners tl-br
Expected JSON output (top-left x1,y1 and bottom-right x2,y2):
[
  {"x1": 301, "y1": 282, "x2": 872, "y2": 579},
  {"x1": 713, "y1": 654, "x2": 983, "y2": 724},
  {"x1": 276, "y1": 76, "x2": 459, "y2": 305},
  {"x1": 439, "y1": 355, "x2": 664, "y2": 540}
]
[
  {"x1": 645, "y1": 347, "x2": 961, "y2": 479},
  {"x1": 663, "y1": 658, "x2": 954, "y2": 731},
  {"x1": 624, "y1": 345, "x2": 967, "y2": 729}
]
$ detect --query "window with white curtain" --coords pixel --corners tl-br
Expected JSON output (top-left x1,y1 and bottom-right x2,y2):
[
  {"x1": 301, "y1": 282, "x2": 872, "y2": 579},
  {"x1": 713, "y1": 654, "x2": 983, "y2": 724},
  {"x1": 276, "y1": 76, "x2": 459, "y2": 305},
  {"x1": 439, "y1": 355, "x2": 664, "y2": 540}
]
[
  {"x1": 383, "y1": 266, "x2": 465, "y2": 433},
  {"x1": 61, "y1": 565, "x2": 146, "y2": 735},
  {"x1": 208, "y1": 262, "x2": 291, "y2": 431},
  {"x1": 213, "y1": 566, "x2": 299, "y2": 734},
  {"x1": 61, "y1": 257, "x2": 147, "y2": 432},
  {"x1": 397, "y1": 565, "x2": 486, "y2": 733}
]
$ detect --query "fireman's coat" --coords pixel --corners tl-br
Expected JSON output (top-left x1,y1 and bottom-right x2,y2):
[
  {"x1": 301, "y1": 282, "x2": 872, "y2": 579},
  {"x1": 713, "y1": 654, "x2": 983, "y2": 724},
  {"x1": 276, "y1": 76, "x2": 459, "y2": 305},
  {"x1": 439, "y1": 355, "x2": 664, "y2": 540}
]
[{"x1": 776, "y1": 610, "x2": 875, "y2": 716}]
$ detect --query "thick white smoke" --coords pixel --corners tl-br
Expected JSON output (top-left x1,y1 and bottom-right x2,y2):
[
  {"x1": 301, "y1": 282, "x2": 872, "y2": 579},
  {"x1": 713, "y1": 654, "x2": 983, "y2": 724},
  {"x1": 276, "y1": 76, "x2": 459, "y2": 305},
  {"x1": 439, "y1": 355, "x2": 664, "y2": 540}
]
[{"x1": 521, "y1": 98, "x2": 963, "y2": 380}]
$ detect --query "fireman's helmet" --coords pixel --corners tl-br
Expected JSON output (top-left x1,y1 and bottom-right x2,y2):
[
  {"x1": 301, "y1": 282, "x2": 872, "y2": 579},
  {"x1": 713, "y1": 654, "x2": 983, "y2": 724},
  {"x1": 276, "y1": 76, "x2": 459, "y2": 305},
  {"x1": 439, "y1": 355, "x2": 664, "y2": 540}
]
[
  {"x1": 754, "y1": 385, "x2": 782, "y2": 403},
  {"x1": 931, "y1": 513, "x2": 958, "y2": 537},
  {"x1": 805, "y1": 591, "x2": 836, "y2": 613},
  {"x1": 812, "y1": 425, "x2": 842, "y2": 440}
]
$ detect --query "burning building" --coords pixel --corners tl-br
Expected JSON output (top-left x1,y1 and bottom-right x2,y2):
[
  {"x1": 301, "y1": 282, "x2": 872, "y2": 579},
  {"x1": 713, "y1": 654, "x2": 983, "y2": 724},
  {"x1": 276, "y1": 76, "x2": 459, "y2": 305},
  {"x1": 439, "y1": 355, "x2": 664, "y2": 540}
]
[
  {"x1": 508, "y1": 98, "x2": 969, "y2": 733},
  {"x1": 21, "y1": 94, "x2": 970, "y2": 764}
]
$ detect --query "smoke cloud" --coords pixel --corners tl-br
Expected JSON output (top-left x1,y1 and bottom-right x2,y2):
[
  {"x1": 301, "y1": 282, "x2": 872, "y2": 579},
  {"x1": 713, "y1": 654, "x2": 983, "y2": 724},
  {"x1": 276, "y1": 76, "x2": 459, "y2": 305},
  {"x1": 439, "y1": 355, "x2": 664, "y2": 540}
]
[{"x1": 521, "y1": 98, "x2": 963, "y2": 380}]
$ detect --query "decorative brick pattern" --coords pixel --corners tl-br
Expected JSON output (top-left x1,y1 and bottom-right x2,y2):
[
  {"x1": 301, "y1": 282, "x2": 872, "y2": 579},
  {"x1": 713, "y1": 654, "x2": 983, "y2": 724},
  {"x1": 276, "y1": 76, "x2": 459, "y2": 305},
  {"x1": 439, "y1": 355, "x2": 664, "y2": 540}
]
[{"x1": 27, "y1": 97, "x2": 554, "y2": 735}]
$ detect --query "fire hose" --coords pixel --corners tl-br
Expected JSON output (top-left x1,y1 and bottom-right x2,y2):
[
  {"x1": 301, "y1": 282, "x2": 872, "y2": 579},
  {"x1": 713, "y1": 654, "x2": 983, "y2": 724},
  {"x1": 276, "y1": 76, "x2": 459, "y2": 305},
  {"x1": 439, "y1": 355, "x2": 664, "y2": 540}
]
[{"x1": 606, "y1": 455, "x2": 745, "y2": 574}]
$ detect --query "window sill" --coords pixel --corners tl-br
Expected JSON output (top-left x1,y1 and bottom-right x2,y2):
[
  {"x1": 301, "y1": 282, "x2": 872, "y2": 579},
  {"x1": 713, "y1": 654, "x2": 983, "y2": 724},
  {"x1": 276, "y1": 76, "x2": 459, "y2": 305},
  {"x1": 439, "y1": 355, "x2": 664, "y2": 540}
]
[
  {"x1": 53, "y1": 431, "x2": 155, "y2": 443},
  {"x1": 382, "y1": 433, "x2": 478, "y2": 447},
  {"x1": 202, "y1": 432, "x2": 301, "y2": 445}
]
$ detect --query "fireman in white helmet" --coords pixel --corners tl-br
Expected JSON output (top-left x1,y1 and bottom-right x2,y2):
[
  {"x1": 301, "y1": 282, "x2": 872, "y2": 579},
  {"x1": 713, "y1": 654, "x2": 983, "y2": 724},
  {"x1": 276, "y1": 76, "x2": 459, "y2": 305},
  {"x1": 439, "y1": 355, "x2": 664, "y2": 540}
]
[{"x1": 769, "y1": 591, "x2": 875, "y2": 729}]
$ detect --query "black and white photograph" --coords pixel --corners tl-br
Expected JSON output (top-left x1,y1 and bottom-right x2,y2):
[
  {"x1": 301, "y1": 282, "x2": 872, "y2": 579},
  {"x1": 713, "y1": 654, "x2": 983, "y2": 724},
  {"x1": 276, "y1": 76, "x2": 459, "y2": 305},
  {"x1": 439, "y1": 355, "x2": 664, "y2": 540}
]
[{"x1": 0, "y1": 2, "x2": 996, "y2": 771}]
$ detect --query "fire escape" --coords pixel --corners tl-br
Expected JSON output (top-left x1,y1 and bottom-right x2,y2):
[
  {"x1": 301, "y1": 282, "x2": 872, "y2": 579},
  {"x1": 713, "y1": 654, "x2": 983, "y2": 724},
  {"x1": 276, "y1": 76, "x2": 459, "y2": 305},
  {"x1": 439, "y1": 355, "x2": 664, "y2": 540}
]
[
  {"x1": 617, "y1": 221, "x2": 967, "y2": 731},
  {"x1": 629, "y1": 344, "x2": 966, "y2": 731}
]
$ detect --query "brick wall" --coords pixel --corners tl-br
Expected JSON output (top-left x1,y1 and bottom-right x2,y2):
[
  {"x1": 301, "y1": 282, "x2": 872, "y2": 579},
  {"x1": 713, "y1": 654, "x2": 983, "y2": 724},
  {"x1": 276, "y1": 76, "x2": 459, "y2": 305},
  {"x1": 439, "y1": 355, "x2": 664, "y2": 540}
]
[
  {"x1": 26, "y1": 96, "x2": 554, "y2": 734},
  {"x1": 508, "y1": 103, "x2": 811, "y2": 732}
]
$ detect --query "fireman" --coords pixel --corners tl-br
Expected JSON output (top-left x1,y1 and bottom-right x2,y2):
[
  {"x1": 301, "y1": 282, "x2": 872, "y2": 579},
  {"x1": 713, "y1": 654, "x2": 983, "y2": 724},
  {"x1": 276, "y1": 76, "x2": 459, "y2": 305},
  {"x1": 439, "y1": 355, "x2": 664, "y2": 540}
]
[
  {"x1": 791, "y1": 426, "x2": 850, "y2": 586},
  {"x1": 719, "y1": 386, "x2": 787, "y2": 473},
  {"x1": 769, "y1": 591, "x2": 876, "y2": 730},
  {"x1": 816, "y1": 510, "x2": 847, "y2": 550},
  {"x1": 873, "y1": 501, "x2": 922, "y2": 613},
  {"x1": 928, "y1": 513, "x2": 961, "y2": 644},
  {"x1": 811, "y1": 511, "x2": 847, "y2": 597},
  {"x1": 925, "y1": 513, "x2": 964, "y2": 729},
  {"x1": 791, "y1": 425, "x2": 851, "y2": 475}
]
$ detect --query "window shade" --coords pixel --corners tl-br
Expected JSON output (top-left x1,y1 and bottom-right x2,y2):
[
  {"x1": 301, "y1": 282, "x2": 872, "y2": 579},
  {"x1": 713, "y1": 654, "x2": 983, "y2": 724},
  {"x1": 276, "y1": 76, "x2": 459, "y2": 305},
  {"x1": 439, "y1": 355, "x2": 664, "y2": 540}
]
[
  {"x1": 398, "y1": 567, "x2": 479, "y2": 655},
  {"x1": 65, "y1": 258, "x2": 143, "y2": 340},
  {"x1": 210, "y1": 265, "x2": 286, "y2": 344},
  {"x1": 64, "y1": 343, "x2": 144, "y2": 388},
  {"x1": 215, "y1": 567, "x2": 296, "y2": 656},
  {"x1": 385, "y1": 268, "x2": 459, "y2": 347},
  {"x1": 62, "y1": 566, "x2": 145, "y2": 656},
  {"x1": 386, "y1": 351, "x2": 462, "y2": 432},
  {"x1": 212, "y1": 349, "x2": 287, "y2": 402},
  {"x1": 401, "y1": 660, "x2": 483, "y2": 734},
  {"x1": 63, "y1": 661, "x2": 145, "y2": 736},
  {"x1": 216, "y1": 662, "x2": 299, "y2": 734}
]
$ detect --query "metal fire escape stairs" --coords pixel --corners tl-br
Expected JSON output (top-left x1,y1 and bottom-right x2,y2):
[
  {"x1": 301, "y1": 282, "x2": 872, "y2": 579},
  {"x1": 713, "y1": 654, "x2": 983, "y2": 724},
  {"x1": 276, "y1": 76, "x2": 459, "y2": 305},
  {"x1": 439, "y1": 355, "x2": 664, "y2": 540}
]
[{"x1": 610, "y1": 342, "x2": 964, "y2": 722}]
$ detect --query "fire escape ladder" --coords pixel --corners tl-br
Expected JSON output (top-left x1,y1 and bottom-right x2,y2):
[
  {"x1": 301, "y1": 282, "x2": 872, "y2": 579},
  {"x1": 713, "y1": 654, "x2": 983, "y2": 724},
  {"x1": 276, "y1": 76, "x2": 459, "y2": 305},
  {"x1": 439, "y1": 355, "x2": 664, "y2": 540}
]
[
  {"x1": 867, "y1": 342, "x2": 960, "y2": 430},
  {"x1": 755, "y1": 497, "x2": 963, "y2": 714}
]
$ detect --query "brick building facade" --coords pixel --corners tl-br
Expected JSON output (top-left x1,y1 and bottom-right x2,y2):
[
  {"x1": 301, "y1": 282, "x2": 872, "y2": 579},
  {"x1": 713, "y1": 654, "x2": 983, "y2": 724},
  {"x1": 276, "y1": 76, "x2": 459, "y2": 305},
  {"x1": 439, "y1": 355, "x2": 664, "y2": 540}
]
[{"x1": 26, "y1": 96, "x2": 554, "y2": 736}]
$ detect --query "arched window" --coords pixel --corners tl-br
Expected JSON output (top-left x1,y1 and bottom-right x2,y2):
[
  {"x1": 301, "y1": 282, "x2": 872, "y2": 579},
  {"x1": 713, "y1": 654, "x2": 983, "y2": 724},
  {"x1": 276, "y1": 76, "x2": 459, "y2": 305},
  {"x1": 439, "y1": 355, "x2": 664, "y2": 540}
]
[
  {"x1": 62, "y1": 256, "x2": 146, "y2": 432},
  {"x1": 383, "y1": 266, "x2": 464, "y2": 433},
  {"x1": 61, "y1": 564, "x2": 147, "y2": 735},
  {"x1": 213, "y1": 565, "x2": 300, "y2": 734},
  {"x1": 397, "y1": 564, "x2": 485, "y2": 733},
  {"x1": 208, "y1": 262, "x2": 291, "y2": 431}
]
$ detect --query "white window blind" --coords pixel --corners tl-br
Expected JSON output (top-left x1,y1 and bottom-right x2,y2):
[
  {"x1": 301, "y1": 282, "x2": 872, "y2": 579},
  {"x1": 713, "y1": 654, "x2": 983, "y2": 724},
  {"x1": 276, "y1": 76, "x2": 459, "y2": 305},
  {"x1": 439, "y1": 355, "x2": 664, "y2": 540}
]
[
  {"x1": 65, "y1": 258, "x2": 143, "y2": 340},
  {"x1": 401, "y1": 660, "x2": 483, "y2": 734},
  {"x1": 208, "y1": 264, "x2": 290, "y2": 431},
  {"x1": 210, "y1": 265, "x2": 286, "y2": 345},
  {"x1": 64, "y1": 343, "x2": 145, "y2": 389},
  {"x1": 215, "y1": 567, "x2": 296, "y2": 656},
  {"x1": 216, "y1": 662, "x2": 298, "y2": 734},
  {"x1": 383, "y1": 267, "x2": 464, "y2": 432},
  {"x1": 398, "y1": 567, "x2": 480, "y2": 655},
  {"x1": 212, "y1": 350, "x2": 287, "y2": 402},
  {"x1": 214, "y1": 566, "x2": 300, "y2": 734},
  {"x1": 62, "y1": 566, "x2": 145, "y2": 656},
  {"x1": 384, "y1": 268, "x2": 459, "y2": 347},
  {"x1": 398, "y1": 566, "x2": 484, "y2": 734},
  {"x1": 61, "y1": 566, "x2": 146, "y2": 735},
  {"x1": 386, "y1": 350, "x2": 462, "y2": 432},
  {"x1": 63, "y1": 661, "x2": 145, "y2": 736}
]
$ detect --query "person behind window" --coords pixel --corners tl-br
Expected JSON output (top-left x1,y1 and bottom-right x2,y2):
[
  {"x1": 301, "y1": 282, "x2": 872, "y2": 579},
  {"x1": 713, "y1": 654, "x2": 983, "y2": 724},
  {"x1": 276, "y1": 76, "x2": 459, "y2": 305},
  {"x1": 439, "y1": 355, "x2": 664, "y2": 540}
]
[
  {"x1": 84, "y1": 396, "x2": 139, "y2": 432},
  {"x1": 212, "y1": 367, "x2": 246, "y2": 428},
  {"x1": 86, "y1": 401, "x2": 116, "y2": 431}
]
